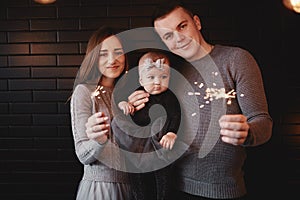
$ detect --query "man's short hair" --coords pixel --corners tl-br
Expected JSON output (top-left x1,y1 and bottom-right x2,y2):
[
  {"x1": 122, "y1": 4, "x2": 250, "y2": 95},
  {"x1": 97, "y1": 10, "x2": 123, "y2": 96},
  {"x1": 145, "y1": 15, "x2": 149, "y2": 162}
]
[{"x1": 151, "y1": 0, "x2": 193, "y2": 26}]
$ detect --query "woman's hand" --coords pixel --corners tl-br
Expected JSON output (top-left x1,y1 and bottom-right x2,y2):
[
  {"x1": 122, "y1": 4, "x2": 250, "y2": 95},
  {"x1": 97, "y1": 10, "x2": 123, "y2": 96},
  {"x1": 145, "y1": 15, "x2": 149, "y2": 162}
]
[
  {"x1": 85, "y1": 112, "x2": 110, "y2": 144},
  {"x1": 219, "y1": 114, "x2": 249, "y2": 145},
  {"x1": 127, "y1": 90, "x2": 149, "y2": 112}
]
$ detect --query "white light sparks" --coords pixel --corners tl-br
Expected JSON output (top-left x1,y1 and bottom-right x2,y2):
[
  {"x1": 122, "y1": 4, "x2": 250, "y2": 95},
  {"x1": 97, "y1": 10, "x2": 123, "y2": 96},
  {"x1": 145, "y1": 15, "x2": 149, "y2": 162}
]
[
  {"x1": 91, "y1": 85, "x2": 101, "y2": 97},
  {"x1": 188, "y1": 71, "x2": 244, "y2": 116},
  {"x1": 204, "y1": 88, "x2": 236, "y2": 103},
  {"x1": 91, "y1": 85, "x2": 106, "y2": 99},
  {"x1": 199, "y1": 83, "x2": 204, "y2": 88},
  {"x1": 188, "y1": 92, "x2": 200, "y2": 95},
  {"x1": 201, "y1": 87, "x2": 236, "y2": 106}
]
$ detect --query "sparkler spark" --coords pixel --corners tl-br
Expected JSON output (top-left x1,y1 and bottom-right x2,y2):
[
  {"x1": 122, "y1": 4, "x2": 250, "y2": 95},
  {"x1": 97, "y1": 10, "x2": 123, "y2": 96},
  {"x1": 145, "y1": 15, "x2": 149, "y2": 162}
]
[
  {"x1": 91, "y1": 85, "x2": 106, "y2": 99},
  {"x1": 188, "y1": 71, "x2": 244, "y2": 116},
  {"x1": 204, "y1": 88, "x2": 236, "y2": 105}
]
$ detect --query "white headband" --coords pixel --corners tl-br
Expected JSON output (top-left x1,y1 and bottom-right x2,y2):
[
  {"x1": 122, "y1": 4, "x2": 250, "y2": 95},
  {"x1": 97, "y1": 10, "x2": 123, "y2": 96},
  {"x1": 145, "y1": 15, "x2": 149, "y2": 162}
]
[{"x1": 141, "y1": 58, "x2": 166, "y2": 71}]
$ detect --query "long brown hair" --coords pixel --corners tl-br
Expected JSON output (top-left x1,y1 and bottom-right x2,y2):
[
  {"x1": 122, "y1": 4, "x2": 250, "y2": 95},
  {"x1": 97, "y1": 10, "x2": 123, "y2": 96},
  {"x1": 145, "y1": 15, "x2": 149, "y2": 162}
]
[
  {"x1": 67, "y1": 26, "x2": 128, "y2": 102},
  {"x1": 73, "y1": 26, "x2": 128, "y2": 89}
]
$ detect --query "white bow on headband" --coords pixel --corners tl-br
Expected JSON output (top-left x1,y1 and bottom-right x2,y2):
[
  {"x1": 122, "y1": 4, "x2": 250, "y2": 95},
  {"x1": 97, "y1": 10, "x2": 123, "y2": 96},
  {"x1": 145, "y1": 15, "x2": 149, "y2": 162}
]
[{"x1": 142, "y1": 58, "x2": 166, "y2": 70}]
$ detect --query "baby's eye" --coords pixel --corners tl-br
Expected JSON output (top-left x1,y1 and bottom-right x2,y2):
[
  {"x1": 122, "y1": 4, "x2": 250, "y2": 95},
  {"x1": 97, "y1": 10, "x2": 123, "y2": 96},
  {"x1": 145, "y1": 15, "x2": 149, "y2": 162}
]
[
  {"x1": 161, "y1": 75, "x2": 168, "y2": 79},
  {"x1": 147, "y1": 76, "x2": 155, "y2": 80}
]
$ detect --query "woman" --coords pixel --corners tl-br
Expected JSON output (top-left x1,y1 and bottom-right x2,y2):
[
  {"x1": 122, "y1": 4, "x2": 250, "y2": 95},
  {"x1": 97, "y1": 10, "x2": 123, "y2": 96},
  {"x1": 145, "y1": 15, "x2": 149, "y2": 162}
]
[{"x1": 70, "y1": 26, "x2": 133, "y2": 200}]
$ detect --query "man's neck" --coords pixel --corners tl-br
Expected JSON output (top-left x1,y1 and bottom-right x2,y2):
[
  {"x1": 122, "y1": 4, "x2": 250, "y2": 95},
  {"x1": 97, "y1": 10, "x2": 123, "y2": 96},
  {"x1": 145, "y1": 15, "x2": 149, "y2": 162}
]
[{"x1": 188, "y1": 42, "x2": 214, "y2": 62}]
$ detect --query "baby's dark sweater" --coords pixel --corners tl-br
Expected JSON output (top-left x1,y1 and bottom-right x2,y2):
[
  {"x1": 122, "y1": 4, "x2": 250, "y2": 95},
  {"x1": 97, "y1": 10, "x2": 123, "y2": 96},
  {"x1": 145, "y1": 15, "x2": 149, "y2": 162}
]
[
  {"x1": 113, "y1": 86, "x2": 181, "y2": 154},
  {"x1": 132, "y1": 86, "x2": 181, "y2": 134}
]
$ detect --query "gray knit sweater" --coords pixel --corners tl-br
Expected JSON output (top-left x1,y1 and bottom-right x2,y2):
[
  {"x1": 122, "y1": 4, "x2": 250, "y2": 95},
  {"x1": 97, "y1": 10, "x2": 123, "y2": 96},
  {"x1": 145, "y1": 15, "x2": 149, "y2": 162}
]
[
  {"x1": 70, "y1": 84, "x2": 130, "y2": 183},
  {"x1": 172, "y1": 45, "x2": 273, "y2": 199}
]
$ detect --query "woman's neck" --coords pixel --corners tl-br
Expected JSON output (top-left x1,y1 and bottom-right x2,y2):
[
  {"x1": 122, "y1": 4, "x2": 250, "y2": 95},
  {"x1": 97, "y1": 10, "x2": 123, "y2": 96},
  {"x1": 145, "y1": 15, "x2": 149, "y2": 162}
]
[{"x1": 100, "y1": 77, "x2": 114, "y2": 87}]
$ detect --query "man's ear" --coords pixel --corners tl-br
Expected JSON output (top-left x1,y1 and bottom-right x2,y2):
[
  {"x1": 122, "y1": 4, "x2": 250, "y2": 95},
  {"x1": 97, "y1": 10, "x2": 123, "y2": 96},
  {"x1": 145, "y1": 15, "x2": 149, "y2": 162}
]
[{"x1": 193, "y1": 15, "x2": 202, "y2": 30}]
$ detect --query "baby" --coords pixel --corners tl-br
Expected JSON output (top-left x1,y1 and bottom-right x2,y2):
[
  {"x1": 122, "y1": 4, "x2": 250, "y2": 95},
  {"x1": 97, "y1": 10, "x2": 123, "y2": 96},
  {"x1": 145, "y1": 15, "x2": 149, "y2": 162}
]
[
  {"x1": 118, "y1": 51, "x2": 180, "y2": 150},
  {"x1": 114, "y1": 51, "x2": 181, "y2": 200}
]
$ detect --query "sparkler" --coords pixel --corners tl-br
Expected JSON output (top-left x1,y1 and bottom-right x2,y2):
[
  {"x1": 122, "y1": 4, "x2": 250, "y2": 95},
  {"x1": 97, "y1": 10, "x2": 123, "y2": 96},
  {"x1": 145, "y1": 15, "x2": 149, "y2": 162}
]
[
  {"x1": 188, "y1": 71, "x2": 244, "y2": 115},
  {"x1": 91, "y1": 85, "x2": 106, "y2": 112},
  {"x1": 91, "y1": 85, "x2": 106, "y2": 99}
]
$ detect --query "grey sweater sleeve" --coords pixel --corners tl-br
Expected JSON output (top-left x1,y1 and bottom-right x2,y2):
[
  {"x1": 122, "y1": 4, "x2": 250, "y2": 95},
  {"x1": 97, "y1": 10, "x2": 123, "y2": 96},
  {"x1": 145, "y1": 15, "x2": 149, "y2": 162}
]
[
  {"x1": 231, "y1": 48, "x2": 273, "y2": 146},
  {"x1": 70, "y1": 84, "x2": 106, "y2": 165}
]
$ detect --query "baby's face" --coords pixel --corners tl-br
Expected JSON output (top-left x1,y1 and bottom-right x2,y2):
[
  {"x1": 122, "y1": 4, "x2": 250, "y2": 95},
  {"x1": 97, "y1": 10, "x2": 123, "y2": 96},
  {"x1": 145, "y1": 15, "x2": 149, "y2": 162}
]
[{"x1": 139, "y1": 66, "x2": 170, "y2": 95}]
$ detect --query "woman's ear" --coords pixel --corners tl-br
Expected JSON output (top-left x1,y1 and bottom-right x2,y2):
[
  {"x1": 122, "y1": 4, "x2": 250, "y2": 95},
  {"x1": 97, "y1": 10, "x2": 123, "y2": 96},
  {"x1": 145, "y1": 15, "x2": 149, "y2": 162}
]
[{"x1": 193, "y1": 15, "x2": 202, "y2": 31}]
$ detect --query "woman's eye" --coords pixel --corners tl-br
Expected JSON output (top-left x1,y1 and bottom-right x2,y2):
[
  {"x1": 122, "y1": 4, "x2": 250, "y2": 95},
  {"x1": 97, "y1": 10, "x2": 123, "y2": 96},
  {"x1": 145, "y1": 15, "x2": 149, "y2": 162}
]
[
  {"x1": 99, "y1": 53, "x2": 108, "y2": 57},
  {"x1": 115, "y1": 51, "x2": 123, "y2": 56}
]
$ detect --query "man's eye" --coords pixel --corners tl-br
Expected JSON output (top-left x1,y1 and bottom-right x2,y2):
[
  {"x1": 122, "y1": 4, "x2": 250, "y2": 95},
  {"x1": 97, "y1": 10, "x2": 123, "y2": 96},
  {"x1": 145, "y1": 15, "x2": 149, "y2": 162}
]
[
  {"x1": 164, "y1": 33, "x2": 173, "y2": 40},
  {"x1": 179, "y1": 24, "x2": 187, "y2": 30}
]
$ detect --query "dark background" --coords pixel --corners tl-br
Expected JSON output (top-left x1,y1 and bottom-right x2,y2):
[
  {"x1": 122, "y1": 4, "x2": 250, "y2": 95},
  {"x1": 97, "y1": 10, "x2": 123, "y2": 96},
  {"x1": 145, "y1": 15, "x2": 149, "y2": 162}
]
[{"x1": 0, "y1": 0, "x2": 299, "y2": 199}]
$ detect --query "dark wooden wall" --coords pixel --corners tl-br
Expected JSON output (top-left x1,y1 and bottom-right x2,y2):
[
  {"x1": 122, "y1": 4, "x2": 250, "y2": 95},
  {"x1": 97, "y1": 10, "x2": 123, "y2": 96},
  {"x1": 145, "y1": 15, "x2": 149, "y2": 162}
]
[{"x1": 0, "y1": 0, "x2": 299, "y2": 199}]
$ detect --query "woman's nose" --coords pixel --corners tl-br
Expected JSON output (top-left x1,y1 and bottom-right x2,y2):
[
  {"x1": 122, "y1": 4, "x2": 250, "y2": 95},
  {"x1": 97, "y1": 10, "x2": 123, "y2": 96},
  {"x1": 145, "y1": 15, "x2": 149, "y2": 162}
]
[{"x1": 107, "y1": 53, "x2": 116, "y2": 64}]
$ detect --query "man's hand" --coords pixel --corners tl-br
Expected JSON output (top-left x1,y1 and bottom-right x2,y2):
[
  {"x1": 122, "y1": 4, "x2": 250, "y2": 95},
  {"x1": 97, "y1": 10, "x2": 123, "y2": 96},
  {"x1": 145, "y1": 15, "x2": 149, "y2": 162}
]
[{"x1": 219, "y1": 114, "x2": 249, "y2": 145}]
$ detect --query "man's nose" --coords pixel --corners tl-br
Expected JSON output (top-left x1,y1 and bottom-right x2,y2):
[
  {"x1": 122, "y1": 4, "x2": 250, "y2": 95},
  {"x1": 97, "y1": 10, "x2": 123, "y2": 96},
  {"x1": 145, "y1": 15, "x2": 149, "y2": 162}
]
[{"x1": 174, "y1": 31, "x2": 185, "y2": 42}]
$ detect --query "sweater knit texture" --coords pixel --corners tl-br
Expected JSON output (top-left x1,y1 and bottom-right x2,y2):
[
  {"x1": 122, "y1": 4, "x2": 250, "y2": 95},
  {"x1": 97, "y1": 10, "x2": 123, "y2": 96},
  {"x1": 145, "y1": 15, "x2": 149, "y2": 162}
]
[
  {"x1": 171, "y1": 45, "x2": 273, "y2": 199},
  {"x1": 70, "y1": 84, "x2": 130, "y2": 183}
]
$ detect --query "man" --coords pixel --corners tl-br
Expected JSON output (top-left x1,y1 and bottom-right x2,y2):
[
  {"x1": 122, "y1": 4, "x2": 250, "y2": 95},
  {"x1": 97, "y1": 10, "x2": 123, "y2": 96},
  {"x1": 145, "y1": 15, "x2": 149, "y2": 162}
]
[{"x1": 128, "y1": 0, "x2": 273, "y2": 199}]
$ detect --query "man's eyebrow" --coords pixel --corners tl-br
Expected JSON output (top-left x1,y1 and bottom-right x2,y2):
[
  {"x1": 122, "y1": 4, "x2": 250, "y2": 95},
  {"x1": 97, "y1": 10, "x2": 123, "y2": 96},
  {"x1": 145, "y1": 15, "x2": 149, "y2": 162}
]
[
  {"x1": 161, "y1": 19, "x2": 188, "y2": 37},
  {"x1": 176, "y1": 20, "x2": 188, "y2": 29}
]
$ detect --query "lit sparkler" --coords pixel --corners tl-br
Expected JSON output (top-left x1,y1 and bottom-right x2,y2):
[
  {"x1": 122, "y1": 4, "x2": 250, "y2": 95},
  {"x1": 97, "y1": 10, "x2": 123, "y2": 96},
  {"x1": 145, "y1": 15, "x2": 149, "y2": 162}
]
[
  {"x1": 91, "y1": 85, "x2": 106, "y2": 99},
  {"x1": 188, "y1": 71, "x2": 244, "y2": 115}
]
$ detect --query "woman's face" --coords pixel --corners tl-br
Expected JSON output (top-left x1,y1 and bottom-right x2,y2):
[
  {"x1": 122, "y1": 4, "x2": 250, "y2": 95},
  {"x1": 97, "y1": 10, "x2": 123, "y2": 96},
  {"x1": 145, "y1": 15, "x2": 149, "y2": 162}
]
[{"x1": 98, "y1": 35, "x2": 125, "y2": 80}]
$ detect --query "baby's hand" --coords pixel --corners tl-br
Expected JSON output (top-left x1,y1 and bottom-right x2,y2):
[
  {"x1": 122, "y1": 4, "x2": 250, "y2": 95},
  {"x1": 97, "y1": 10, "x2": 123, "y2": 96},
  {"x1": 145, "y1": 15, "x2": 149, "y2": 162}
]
[
  {"x1": 159, "y1": 132, "x2": 177, "y2": 150},
  {"x1": 118, "y1": 101, "x2": 135, "y2": 115}
]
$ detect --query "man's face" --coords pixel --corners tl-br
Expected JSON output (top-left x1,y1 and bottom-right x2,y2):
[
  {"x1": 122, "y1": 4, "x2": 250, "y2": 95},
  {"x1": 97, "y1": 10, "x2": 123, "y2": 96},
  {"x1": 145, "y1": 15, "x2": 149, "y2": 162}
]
[{"x1": 154, "y1": 7, "x2": 203, "y2": 62}]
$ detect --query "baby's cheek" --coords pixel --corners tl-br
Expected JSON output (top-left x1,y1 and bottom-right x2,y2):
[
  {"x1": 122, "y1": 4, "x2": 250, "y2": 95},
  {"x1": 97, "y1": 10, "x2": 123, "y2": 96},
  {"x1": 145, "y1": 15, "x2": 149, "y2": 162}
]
[
  {"x1": 144, "y1": 85, "x2": 153, "y2": 93},
  {"x1": 161, "y1": 86, "x2": 168, "y2": 92}
]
